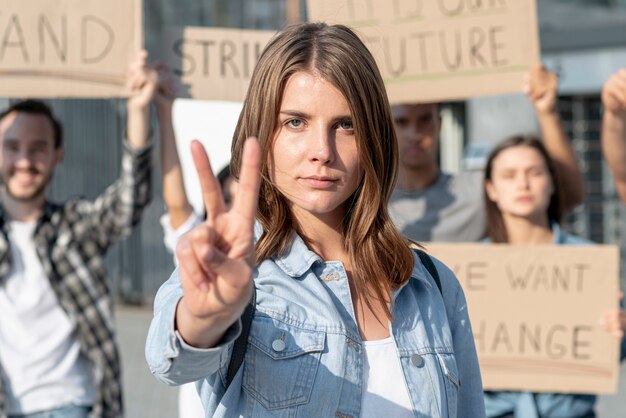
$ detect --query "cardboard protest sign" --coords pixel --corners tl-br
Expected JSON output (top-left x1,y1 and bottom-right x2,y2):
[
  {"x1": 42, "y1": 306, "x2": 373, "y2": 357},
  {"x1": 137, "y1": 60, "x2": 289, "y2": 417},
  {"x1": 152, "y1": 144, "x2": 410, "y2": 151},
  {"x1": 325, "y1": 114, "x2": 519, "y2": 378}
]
[
  {"x1": 0, "y1": 0, "x2": 142, "y2": 97},
  {"x1": 164, "y1": 27, "x2": 275, "y2": 102},
  {"x1": 307, "y1": 0, "x2": 540, "y2": 103},
  {"x1": 426, "y1": 243, "x2": 620, "y2": 394}
]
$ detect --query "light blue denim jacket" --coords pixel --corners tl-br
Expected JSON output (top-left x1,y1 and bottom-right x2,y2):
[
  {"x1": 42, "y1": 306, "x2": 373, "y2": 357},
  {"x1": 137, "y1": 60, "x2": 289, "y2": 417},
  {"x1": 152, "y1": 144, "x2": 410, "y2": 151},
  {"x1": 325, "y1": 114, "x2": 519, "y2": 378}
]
[
  {"x1": 483, "y1": 223, "x2": 626, "y2": 418},
  {"x1": 145, "y1": 233, "x2": 486, "y2": 418}
]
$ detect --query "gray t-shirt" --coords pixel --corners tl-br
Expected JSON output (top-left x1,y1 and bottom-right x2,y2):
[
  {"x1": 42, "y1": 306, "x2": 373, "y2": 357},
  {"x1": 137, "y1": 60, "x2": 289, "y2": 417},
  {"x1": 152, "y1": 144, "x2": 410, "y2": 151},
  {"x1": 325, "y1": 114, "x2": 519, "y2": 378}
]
[{"x1": 389, "y1": 171, "x2": 485, "y2": 242}]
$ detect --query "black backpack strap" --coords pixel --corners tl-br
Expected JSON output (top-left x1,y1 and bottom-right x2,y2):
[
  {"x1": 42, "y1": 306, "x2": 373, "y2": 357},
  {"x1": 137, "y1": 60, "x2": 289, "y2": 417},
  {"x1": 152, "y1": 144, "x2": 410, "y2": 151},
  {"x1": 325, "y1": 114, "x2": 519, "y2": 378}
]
[
  {"x1": 413, "y1": 248, "x2": 442, "y2": 295},
  {"x1": 225, "y1": 287, "x2": 256, "y2": 389}
]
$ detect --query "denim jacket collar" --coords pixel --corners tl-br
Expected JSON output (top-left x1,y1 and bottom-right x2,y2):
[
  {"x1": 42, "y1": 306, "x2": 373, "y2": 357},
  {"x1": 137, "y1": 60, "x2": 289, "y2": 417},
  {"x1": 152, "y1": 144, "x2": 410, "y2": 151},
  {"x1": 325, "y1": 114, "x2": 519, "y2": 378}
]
[
  {"x1": 272, "y1": 233, "x2": 322, "y2": 277},
  {"x1": 271, "y1": 232, "x2": 432, "y2": 292}
]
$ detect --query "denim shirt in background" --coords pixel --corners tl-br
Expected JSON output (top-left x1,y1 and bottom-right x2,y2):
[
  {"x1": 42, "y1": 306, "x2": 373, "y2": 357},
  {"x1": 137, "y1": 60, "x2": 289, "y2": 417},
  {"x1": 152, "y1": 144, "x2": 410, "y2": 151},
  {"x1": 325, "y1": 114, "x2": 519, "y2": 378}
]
[
  {"x1": 145, "y1": 232, "x2": 486, "y2": 418},
  {"x1": 483, "y1": 223, "x2": 626, "y2": 418}
]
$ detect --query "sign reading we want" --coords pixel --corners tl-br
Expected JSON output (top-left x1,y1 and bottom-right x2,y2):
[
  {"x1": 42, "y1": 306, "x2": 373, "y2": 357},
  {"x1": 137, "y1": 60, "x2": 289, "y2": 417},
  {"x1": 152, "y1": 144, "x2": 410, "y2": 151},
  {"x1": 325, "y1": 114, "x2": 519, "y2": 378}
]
[
  {"x1": 427, "y1": 243, "x2": 621, "y2": 394},
  {"x1": 0, "y1": 0, "x2": 142, "y2": 97},
  {"x1": 307, "y1": 0, "x2": 540, "y2": 103}
]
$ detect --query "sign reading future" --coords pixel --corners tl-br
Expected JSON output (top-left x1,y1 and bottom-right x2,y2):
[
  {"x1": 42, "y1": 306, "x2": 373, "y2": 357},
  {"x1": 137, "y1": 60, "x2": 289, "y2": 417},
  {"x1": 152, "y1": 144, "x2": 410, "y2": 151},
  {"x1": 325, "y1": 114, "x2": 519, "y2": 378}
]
[
  {"x1": 427, "y1": 243, "x2": 621, "y2": 394},
  {"x1": 307, "y1": 0, "x2": 541, "y2": 103},
  {"x1": 0, "y1": 0, "x2": 142, "y2": 97}
]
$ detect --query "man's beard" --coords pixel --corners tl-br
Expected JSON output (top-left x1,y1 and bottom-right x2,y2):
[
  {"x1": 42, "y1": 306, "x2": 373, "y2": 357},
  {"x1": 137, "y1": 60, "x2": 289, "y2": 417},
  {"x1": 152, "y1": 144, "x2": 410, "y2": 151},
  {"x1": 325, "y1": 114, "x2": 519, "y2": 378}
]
[{"x1": 1, "y1": 169, "x2": 52, "y2": 203}]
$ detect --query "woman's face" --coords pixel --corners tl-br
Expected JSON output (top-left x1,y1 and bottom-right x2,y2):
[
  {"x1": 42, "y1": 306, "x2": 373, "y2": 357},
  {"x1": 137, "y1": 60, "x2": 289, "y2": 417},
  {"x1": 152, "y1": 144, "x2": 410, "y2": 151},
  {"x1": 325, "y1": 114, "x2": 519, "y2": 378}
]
[
  {"x1": 485, "y1": 145, "x2": 554, "y2": 221},
  {"x1": 268, "y1": 70, "x2": 362, "y2": 226}
]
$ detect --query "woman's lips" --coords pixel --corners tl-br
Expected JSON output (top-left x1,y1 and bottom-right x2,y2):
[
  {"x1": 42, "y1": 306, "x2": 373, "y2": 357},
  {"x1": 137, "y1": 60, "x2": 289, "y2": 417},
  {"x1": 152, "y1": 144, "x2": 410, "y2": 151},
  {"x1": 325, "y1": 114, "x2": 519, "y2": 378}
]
[{"x1": 299, "y1": 176, "x2": 337, "y2": 189}]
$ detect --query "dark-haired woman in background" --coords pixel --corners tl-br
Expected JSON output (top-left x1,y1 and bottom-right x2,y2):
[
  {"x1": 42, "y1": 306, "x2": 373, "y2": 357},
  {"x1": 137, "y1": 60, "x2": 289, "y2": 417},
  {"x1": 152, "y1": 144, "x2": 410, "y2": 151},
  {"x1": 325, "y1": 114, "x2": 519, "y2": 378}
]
[{"x1": 482, "y1": 135, "x2": 626, "y2": 418}]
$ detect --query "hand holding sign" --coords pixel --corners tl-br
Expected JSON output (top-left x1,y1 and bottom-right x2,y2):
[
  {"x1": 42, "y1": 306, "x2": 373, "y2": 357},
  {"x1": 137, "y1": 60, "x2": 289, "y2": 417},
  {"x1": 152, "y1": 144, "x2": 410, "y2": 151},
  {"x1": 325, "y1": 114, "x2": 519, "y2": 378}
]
[
  {"x1": 154, "y1": 63, "x2": 177, "y2": 109},
  {"x1": 598, "y1": 291, "x2": 626, "y2": 340},
  {"x1": 601, "y1": 68, "x2": 626, "y2": 114},
  {"x1": 524, "y1": 64, "x2": 559, "y2": 116},
  {"x1": 127, "y1": 50, "x2": 158, "y2": 111},
  {"x1": 175, "y1": 139, "x2": 261, "y2": 349}
]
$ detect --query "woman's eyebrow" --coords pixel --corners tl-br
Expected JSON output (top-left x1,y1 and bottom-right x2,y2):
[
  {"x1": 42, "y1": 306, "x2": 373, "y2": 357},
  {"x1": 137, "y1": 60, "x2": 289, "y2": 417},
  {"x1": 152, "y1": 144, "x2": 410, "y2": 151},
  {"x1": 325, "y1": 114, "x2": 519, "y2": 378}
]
[{"x1": 280, "y1": 110, "x2": 310, "y2": 119}]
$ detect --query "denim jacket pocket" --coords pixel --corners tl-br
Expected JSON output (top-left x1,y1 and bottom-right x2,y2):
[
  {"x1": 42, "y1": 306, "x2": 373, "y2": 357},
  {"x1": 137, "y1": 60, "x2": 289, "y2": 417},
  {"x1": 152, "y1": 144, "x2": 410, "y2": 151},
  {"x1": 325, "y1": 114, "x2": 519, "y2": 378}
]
[
  {"x1": 437, "y1": 353, "x2": 460, "y2": 418},
  {"x1": 243, "y1": 314, "x2": 326, "y2": 410}
]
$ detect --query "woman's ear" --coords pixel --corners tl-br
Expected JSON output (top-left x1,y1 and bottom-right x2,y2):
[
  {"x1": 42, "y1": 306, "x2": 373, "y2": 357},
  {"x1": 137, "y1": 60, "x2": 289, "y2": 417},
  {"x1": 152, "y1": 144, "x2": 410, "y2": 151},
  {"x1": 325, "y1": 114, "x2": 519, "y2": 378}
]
[{"x1": 485, "y1": 180, "x2": 498, "y2": 202}]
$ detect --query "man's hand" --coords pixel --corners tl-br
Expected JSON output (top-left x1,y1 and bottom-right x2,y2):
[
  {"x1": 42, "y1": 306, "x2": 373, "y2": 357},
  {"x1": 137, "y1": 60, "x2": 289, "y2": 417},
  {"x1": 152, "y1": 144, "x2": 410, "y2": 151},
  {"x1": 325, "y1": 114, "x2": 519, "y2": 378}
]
[{"x1": 127, "y1": 50, "x2": 158, "y2": 111}]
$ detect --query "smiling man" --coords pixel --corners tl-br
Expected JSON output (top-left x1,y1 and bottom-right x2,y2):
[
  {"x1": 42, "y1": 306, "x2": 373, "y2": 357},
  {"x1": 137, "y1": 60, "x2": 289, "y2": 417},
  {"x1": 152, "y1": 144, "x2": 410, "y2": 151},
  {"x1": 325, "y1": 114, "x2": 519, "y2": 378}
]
[{"x1": 0, "y1": 52, "x2": 155, "y2": 418}]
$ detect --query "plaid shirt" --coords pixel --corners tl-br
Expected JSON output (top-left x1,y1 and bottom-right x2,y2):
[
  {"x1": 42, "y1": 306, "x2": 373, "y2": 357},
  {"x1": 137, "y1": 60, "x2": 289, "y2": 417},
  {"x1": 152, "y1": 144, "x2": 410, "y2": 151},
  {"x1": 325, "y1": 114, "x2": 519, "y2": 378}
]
[{"x1": 0, "y1": 141, "x2": 152, "y2": 418}]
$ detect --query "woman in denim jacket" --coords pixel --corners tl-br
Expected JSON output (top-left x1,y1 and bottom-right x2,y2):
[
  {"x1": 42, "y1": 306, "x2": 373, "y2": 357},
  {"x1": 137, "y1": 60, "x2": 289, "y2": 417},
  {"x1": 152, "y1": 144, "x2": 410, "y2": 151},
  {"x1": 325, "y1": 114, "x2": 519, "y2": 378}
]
[
  {"x1": 482, "y1": 136, "x2": 626, "y2": 418},
  {"x1": 146, "y1": 22, "x2": 485, "y2": 418}
]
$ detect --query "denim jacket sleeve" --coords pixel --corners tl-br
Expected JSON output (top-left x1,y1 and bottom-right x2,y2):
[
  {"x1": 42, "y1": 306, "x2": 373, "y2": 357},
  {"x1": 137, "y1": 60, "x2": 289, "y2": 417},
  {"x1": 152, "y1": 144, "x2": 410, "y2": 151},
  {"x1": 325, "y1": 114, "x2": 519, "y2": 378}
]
[
  {"x1": 434, "y1": 257, "x2": 487, "y2": 417},
  {"x1": 145, "y1": 268, "x2": 242, "y2": 386}
]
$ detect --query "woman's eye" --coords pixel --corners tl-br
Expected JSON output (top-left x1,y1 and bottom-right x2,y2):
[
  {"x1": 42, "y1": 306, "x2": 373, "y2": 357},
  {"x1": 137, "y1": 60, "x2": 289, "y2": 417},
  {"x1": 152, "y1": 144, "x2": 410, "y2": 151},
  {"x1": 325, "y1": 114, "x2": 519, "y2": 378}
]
[
  {"x1": 338, "y1": 120, "x2": 353, "y2": 130},
  {"x1": 286, "y1": 119, "x2": 303, "y2": 128}
]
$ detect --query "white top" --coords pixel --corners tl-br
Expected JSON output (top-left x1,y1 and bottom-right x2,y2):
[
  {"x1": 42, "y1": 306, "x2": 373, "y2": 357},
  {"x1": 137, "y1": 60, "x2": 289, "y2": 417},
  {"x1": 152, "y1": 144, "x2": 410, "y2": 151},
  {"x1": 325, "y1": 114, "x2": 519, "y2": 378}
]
[
  {"x1": 159, "y1": 212, "x2": 204, "y2": 259},
  {"x1": 361, "y1": 337, "x2": 414, "y2": 418},
  {"x1": 0, "y1": 221, "x2": 95, "y2": 414}
]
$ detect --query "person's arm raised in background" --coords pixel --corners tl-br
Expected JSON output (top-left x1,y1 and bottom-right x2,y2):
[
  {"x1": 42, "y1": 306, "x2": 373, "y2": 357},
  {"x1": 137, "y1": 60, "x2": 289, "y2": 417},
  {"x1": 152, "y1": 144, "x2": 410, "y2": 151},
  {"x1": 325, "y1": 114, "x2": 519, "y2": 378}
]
[
  {"x1": 127, "y1": 50, "x2": 158, "y2": 150},
  {"x1": 86, "y1": 50, "x2": 156, "y2": 248},
  {"x1": 601, "y1": 69, "x2": 626, "y2": 203},
  {"x1": 155, "y1": 64, "x2": 196, "y2": 230},
  {"x1": 525, "y1": 64, "x2": 585, "y2": 210}
]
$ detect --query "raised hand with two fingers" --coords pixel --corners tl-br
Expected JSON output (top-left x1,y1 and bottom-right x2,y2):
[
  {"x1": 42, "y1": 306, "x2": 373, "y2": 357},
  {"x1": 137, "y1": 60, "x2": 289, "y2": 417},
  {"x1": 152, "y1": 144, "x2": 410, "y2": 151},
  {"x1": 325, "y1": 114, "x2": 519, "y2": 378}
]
[{"x1": 175, "y1": 138, "x2": 261, "y2": 349}]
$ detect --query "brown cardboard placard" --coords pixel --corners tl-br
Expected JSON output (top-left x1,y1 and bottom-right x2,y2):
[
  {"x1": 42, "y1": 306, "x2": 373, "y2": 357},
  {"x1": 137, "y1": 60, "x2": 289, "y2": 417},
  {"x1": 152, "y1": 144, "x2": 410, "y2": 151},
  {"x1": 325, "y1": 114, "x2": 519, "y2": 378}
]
[
  {"x1": 0, "y1": 0, "x2": 142, "y2": 98},
  {"x1": 307, "y1": 0, "x2": 540, "y2": 103},
  {"x1": 163, "y1": 27, "x2": 275, "y2": 102},
  {"x1": 426, "y1": 243, "x2": 620, "y2": 393}
]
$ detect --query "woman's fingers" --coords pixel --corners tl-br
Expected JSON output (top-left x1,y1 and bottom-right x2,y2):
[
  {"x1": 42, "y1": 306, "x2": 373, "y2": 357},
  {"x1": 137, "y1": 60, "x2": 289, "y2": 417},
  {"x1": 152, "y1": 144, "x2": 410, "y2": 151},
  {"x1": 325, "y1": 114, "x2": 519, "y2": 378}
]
[
  {"x1": 176, "y1": 231, "x2": 212, "y2": 292},
  {"x1": 233, "y1": 137, "x2": 262, "y2": 229},
  {"x1": 190, "y1": 140, "x2": 226, "y2": 223}
]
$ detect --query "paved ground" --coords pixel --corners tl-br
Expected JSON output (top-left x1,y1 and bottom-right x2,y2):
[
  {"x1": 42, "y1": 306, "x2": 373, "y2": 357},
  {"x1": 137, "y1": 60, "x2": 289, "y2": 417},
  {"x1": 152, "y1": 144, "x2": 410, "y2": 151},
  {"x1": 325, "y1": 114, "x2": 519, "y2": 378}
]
[
  {"x1": 116, "y1": 304, "x2": 626, "y2": 418},
  {"x1": 116, "y1": 304, "x2": 178, "y2": 418}
]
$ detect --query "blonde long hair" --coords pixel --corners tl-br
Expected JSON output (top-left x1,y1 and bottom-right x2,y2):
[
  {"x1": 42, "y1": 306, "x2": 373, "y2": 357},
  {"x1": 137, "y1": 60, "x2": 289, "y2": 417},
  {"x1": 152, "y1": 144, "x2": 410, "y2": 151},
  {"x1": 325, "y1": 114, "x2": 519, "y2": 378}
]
[{"x1": 230, "y1": 22, "x2": 414, "y2": 317}]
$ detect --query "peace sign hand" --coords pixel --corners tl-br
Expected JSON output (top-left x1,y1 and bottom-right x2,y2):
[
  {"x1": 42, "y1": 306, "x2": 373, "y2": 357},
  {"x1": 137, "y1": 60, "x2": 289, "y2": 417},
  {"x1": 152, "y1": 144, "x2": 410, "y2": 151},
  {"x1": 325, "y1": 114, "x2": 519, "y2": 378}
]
[{"x1": 175, "y1": 138, "x2": 261, "y2": 348}]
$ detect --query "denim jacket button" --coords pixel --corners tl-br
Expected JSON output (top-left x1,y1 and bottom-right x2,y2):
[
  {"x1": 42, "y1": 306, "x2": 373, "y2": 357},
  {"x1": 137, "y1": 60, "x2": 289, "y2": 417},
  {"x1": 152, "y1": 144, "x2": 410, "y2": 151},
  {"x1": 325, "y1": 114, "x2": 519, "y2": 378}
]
[
  {"x1": 411, "y1": 354, "x2": 424, "y2": 368},
  {"x1": 272, "y1": 339, "x2": 286, "y2": 352}
]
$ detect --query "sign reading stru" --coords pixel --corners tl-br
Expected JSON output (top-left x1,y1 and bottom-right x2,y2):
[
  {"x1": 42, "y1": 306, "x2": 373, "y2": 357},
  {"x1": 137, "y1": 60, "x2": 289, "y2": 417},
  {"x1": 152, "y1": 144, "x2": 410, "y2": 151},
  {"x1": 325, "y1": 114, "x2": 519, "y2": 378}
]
[
  {"x1": 306, "y1": 0, "x2": 540, "y2": 103},
  {"x1": 426, "y1": 243, "x2": 620, "y2": 394},
  {"x1": 0, "y1": 0, "x2": 142, "y2": 97},
  {"x1": 164, "y1": 27, "x2": 275, "y2": 102}
]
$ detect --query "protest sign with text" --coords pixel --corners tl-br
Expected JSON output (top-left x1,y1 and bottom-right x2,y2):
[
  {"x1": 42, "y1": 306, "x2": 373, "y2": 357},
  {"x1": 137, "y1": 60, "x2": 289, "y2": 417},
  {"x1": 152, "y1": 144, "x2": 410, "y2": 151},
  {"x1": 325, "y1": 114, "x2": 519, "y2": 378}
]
[
  {"x1": 163, "y1": 27, "x2": 275, "y2": 102},
  {"x1": 0, "y1": 0, "x2": 142, "y2": 97},
  {"x1": 427, "y1": 243, "x2": 620, "y2": 393},
  {"x1": 307, "y1": 0, "x2": 540, "y2": 103}
]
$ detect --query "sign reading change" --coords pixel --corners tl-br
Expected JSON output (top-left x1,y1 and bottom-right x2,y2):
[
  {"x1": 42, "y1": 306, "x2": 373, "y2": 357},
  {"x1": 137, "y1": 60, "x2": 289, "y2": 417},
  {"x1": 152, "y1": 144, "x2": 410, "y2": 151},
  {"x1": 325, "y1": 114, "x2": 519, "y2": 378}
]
[
  {"x1": 427, "y1": 243, "x2": 621, "y2": 394},
  {"x1": 164, "y1": 27, "x2": 275, "y2": 102},
  {"x1": 307, "y1": 0, "x2": 540, "y2": 103},
  {"x1": 0, "y1": 0, "x2": 142, "y2": 97}
]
